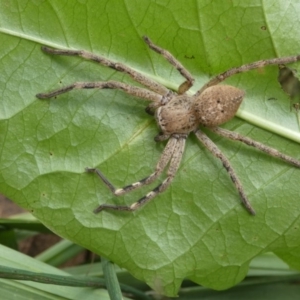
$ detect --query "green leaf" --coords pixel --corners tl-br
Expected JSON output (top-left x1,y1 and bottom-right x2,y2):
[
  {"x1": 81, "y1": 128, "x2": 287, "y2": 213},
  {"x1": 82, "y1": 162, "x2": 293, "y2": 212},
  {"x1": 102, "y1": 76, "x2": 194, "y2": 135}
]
[
  {"x1": 1, "y1": 0, "x2": 300, "y2": 297},
  {"x1": 0, "y1": 244, "x2": 110, "y2": 299}
]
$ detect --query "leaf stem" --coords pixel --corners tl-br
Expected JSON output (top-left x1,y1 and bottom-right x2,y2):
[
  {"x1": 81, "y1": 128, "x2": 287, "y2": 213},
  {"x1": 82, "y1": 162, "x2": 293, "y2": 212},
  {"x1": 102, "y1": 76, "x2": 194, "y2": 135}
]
[
  {"x1": 237, "y1": 109, "x2": 300, "y2": 143},
  {"x1": 102, "y1": 257, "x2": 124, "y2": 300},
  {"x1": 0, "y1": 265, "x2": 151, "y2": 300}
]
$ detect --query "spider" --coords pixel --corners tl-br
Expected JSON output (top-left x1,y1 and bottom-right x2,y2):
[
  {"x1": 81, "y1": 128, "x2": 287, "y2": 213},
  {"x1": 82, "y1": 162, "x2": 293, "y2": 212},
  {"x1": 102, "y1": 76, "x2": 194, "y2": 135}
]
[{"x1": 36, "y1": 36, "x2": 300, "y2": 215}]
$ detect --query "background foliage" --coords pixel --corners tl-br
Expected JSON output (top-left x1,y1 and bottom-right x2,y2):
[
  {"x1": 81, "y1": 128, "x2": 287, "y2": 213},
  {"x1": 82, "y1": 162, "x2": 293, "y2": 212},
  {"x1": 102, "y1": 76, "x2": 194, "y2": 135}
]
[{"x1": 1, "y1": 0, "x2": 300, "y2": 296}]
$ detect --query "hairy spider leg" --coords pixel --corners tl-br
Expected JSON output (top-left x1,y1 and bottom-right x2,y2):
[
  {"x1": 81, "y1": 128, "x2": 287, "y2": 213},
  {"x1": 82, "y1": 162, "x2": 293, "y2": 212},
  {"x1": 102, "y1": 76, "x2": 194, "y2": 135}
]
[
  {"x1": 211, "y1": 127, "x2": 300, "y2": 168},
  {"x1": 143, "y1": 36, "x2": 195, "y2": 94},
  {"x1": 36, "y1": 80, "x2": 163, "y2": 102},
  {"x1": 38, "y1": 45, "x2": 169, "y2": 96},
  {"x1": 87, "y1": 137, "x2": 178, "y2": 196},
  {"x1": 91, "y1": 135, "x2": 186, "y2": 213},
  {"x1": 196, "y1": 55, "x2": 300, "y2": 96},
  {"x1": 194, "y1": 129, "x2": 256, "y2": 215}
]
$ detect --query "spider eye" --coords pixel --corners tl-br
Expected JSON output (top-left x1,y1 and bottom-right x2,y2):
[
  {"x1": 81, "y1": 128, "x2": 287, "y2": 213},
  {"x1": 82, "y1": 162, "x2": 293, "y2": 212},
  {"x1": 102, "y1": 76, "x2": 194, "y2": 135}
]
[{"x1": 194, "y1": 85, "x2": 244, "y2": 127}]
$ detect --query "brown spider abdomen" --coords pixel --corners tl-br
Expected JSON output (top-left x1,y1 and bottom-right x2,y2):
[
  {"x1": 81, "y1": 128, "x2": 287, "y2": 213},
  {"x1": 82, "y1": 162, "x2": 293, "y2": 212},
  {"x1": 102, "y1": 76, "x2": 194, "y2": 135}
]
[
  {"x1": 194, "y1": 85, "x2": 245, "y2": 127},
  {"x1": 155, "y1": 95, "x2": 199, "y2": 134}
]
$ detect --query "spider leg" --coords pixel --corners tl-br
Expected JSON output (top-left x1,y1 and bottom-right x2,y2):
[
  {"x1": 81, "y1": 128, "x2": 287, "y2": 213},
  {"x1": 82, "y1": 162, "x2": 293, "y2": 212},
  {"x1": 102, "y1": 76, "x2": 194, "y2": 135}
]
[
  {"x1": 39, "y1": 45, "x2": 169, "y2": 96},
  {"x1": 196, "y1": 54, "x2": 300, "y2": 96},
  {"x1": 211, "y1": 127, "x2": 300, "y2": 168},
  {"x1": 88, "y1": 136, "x2": 177, "y2": 196},
  {"x1": 154, "y1": 132, "x2": 171, "y2": 142},
  {"x1": 92, "y1": 135, "x2": 186, "y2": 213},
  {"x1": 194, "y1": 129, "x2": 256, "y2": 215},
  {"x1": 143, "y1": 36, "x2": 195, "y2": 94},
  {"x1": 36, "y1": 80, "x2": 163, "y2": 103}
]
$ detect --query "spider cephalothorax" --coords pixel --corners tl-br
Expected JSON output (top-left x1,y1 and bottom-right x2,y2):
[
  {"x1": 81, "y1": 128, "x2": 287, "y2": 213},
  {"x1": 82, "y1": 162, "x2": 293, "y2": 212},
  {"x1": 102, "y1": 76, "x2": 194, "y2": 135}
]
[{"x1": 37, "y1": 36, "x2": 300, "y2": 215}]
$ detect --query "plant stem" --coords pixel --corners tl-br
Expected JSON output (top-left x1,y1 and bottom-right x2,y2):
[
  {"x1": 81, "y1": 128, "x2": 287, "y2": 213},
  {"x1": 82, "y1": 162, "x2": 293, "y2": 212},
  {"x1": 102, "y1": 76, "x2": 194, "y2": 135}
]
[{"x1": 102, "y1": 257, "x2": 123, "y2": 300}]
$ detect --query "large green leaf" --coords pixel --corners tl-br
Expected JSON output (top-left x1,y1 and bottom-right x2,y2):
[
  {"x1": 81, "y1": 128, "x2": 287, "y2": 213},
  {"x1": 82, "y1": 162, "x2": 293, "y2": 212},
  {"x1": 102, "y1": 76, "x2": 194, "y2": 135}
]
[{"x1": 1, "y1": 0, "x2": 300, "y2": 296}]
